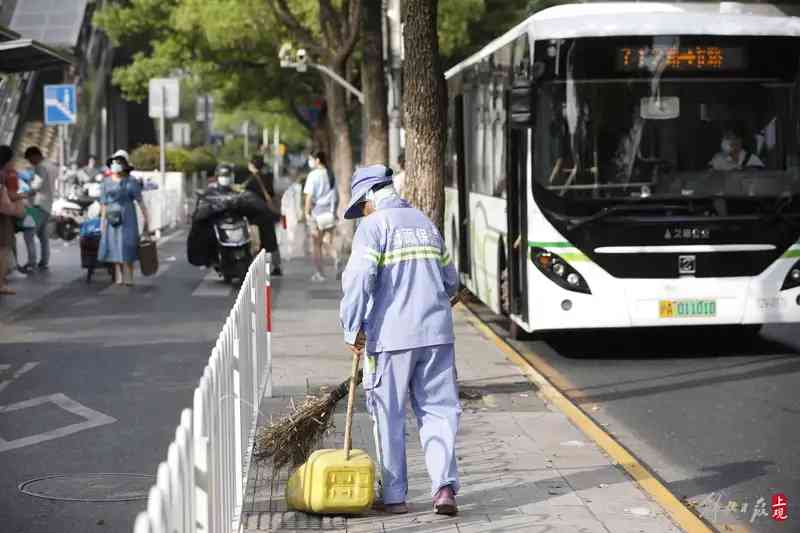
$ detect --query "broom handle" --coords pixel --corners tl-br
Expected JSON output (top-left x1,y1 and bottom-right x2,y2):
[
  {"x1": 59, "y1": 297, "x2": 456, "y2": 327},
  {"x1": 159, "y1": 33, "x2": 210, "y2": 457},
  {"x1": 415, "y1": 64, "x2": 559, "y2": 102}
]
[{"x1": 343, "y1": 351, "x2": 360, "y2": 460}]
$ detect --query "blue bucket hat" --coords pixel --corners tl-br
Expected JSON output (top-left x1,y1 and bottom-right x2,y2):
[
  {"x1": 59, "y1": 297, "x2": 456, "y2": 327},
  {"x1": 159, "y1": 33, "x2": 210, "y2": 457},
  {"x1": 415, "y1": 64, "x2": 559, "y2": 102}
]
[{"x1": 344, "y1": 164, "x2": 394, "y2": 219}]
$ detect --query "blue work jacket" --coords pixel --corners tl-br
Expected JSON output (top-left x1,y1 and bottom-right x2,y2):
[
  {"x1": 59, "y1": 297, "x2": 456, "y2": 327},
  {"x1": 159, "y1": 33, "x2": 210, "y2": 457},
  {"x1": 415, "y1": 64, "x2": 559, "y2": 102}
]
[{"x1": 340, "y1": 196, "x2": 459, "y2": 353}]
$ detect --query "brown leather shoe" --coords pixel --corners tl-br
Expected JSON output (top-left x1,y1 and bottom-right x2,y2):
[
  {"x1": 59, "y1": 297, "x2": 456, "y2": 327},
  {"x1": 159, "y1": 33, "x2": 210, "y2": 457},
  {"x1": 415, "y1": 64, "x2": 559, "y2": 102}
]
[
  {"x1": 373, "y1": 500, "x2": 409, "y2": 514},
  {"x1": 433, "y1": 485, "x2": 457, "y2": 516}
]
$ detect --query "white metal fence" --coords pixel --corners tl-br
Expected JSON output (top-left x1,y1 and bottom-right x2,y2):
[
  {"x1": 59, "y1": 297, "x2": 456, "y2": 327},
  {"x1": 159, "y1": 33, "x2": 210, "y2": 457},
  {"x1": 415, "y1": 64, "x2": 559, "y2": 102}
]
[{"x1": 133, "y1": 250, "x2": 273, "y2": 533}]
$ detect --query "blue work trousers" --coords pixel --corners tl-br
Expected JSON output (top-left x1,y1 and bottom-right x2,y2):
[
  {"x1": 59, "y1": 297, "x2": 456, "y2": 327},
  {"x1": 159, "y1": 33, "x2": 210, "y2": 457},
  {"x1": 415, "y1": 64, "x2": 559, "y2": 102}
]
[{"x1": 363, "y1": 343, "x2": 461, "y2": 504}]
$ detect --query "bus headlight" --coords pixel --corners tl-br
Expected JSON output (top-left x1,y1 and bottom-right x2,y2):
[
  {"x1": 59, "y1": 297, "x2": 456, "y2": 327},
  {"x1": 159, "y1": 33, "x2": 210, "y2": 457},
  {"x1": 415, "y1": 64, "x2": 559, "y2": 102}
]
[
  {"x1": 531, "y1": 247, "x2": 591, "y2": 294},
  {"x1": 781, "y1": 260, "x2": 800, "y2": 291}
]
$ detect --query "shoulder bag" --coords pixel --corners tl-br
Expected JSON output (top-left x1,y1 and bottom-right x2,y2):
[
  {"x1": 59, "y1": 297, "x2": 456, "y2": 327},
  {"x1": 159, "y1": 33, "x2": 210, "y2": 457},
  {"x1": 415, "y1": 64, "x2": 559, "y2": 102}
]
[
  {"x1": 313, "y1": 168, "x2": 337, "y2": 230},
  {"x1": 247, "y1": 175, "x2": 281, "y2": 223}
]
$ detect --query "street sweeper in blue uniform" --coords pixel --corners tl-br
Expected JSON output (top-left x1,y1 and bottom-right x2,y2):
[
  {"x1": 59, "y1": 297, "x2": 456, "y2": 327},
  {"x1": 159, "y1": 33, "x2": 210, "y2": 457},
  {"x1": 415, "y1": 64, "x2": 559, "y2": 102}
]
[{"x1": 339, "y1": 164, "x2": 461, "y2": 515}]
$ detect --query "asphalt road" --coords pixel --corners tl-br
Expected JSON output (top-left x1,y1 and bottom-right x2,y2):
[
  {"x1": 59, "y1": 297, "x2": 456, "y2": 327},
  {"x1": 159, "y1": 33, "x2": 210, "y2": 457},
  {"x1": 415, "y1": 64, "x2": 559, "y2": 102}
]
[
  {"x1": 471, "y1": 303, "x2": 799, "y2": 533},
  {"x1": 0, "y1": 230, "x2": 239, "y2": 533}
]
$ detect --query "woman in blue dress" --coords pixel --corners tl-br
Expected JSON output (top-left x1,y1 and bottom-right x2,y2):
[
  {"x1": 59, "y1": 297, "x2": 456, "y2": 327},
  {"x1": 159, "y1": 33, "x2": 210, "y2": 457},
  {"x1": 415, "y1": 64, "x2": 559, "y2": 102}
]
[{"x1": 98, "y1": 150, "x2": 149, "y2": 286}]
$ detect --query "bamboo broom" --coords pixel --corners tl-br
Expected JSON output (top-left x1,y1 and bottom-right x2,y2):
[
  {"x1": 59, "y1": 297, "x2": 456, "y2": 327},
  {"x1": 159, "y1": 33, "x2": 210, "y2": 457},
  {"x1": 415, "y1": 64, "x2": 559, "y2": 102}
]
[{"x1": 255, "y1": 290, "x2": 466, "y2": 470}]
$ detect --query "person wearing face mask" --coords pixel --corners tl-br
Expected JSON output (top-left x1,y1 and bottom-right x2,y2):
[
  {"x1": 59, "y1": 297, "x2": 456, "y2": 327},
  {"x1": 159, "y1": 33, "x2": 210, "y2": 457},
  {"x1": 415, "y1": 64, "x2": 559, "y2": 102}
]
[
  {"x1": 709, "y1": 131, "x2": 764, "y2": 172},
  {"x1": 98, "y1": 150, "x2": 149, "y2": 286},
  {"x1": 213, "y1": 164, "x2": 235, "y2": 191}
]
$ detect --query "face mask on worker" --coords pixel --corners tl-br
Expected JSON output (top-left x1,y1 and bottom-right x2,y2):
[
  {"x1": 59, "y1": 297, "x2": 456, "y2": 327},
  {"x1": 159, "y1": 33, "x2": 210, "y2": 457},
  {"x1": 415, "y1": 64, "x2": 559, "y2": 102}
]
[
  {"x1": 110, "y1": 162, "x2": 124, "y2": 174},
  {"x1": 218, "y1": 176, "x2": 232, "y2": 187}
]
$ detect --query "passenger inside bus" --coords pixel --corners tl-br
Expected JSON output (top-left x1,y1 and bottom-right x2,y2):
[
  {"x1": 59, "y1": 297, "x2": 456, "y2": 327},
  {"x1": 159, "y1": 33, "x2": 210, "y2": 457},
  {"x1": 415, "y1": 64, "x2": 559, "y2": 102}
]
[{"x1": 708, "y1": 130, "x2": 765, "y2": 171}]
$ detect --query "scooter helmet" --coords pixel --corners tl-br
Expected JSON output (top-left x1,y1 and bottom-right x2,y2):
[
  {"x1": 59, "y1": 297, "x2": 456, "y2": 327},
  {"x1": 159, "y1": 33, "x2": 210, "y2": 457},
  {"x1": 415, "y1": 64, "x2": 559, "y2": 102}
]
[{"x1": 216, "y1": 164, "x2": 234, "y2": 187}]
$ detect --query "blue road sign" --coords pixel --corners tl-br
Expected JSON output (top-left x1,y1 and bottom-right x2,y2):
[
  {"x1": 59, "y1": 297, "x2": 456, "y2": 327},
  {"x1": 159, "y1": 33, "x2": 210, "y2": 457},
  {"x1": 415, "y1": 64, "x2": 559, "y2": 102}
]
[{"x1": 44, "y1": 84, "x2": 77, "y2": 125}]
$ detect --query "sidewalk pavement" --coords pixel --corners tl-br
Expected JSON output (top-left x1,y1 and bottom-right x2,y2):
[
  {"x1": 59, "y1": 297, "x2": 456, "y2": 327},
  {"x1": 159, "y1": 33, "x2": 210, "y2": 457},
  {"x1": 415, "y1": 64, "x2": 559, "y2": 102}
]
[{"x1": 243, "y1": 258, "x2": 683, "y2": 532}]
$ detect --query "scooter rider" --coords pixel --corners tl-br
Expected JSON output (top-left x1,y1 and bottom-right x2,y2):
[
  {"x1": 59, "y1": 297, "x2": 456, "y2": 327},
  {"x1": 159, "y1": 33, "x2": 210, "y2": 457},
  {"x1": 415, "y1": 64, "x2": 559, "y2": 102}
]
[
  {"x1": 211, "y1": 164, "x2": 235, "y2": 192},
  {"x1": 339, "y1": 164, "x2": 461, "y2": 516}
]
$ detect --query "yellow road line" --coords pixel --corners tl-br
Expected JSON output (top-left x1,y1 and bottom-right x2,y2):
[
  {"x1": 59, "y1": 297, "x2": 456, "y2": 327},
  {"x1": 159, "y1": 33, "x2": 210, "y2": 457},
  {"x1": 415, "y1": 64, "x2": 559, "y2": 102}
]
[{"x1": 457, "y1": 303, "x2": 716, "y2": 533}]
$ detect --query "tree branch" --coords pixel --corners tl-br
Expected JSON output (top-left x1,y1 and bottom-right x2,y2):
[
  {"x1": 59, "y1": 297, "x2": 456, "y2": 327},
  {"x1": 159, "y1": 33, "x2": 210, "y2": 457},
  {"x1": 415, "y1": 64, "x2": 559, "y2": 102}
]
[
  {"x1": 268, "y1": 0, "x2": 325, "y2": 57},
  {"x1": 334, "y1": 0, "x2": 362, "y2": 65},
  {"x1": 317, "y1": 0, "x2": 343, "y2": 50}
]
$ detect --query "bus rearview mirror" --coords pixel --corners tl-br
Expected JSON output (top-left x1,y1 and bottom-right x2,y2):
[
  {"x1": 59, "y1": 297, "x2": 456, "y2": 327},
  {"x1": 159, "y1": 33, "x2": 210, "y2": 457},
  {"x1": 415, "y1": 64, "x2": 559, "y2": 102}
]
[
  {"x1": 640, "y1": 96, "x2": 680, "y2": 120},
  {"x1": 510, "y1": 83, "x2": 534, "y2": 127}
]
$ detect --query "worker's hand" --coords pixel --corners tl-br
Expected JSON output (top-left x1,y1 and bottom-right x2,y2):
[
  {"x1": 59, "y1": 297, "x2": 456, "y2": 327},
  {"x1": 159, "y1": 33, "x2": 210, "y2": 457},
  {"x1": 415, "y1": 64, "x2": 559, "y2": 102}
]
[
  {"x1": 347, "y1": 342, "x2": 363, "y2": 359},
  {"x1": 347, "y1": 330, "x2": 366, "y2": 359}
]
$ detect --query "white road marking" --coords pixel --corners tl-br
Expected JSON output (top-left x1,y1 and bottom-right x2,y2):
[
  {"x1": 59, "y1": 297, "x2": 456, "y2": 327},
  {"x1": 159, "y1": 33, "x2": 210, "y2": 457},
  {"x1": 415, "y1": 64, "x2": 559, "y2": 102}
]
[
  {"x1": 0, "y1": 362, "x2": 39, "y2": 393},
  {"x1": 192, "y1": 270, "x2": 233, "y2": 297},
  {"x1": 0, "y1": 393, "x2": 116, "y2": 453},
  {"x1": 157, "y1": 229, "x2": 186, "y2": 246}
]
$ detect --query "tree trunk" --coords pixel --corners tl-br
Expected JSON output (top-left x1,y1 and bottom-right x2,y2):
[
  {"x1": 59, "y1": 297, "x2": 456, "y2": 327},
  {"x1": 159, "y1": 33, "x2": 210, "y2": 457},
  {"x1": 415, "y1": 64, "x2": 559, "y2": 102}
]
[
  {"x1": 323, "y1": 72, "x2": 353, "y2": 218},
  {"x1": 402, "y1": 0, "x2": 447, "y2": 231},
  {"x1": 323, "y1": 66, "x2": 356, "y2": 253},
  {"x1": 361, "y1": 0, "x2": 389, "y2": 165}
]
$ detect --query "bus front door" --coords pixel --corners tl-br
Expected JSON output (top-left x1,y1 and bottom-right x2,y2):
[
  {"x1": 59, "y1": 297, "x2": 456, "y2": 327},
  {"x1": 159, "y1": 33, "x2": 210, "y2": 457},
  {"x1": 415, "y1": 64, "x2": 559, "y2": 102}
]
[
  {"x1": 455, "y1": 94, "x2": 471, "y2": 278},
  {"x1": 507, "y1": 128, "x2": 528, "y2": 322}
]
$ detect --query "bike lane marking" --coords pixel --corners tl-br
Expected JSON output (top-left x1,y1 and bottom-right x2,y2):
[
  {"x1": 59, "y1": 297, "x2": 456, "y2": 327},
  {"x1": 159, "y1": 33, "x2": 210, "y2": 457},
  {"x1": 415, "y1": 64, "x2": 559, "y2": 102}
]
[{"x1": 0, "y1": 362, "x2": 40, "y2": 394}]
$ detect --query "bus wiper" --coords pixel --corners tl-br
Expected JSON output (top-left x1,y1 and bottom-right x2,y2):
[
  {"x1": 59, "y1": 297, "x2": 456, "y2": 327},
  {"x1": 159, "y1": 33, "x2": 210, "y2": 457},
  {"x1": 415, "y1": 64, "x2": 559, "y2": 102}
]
[{"x1": 567, "y1": 203, "x2": 694, "y2": 231}]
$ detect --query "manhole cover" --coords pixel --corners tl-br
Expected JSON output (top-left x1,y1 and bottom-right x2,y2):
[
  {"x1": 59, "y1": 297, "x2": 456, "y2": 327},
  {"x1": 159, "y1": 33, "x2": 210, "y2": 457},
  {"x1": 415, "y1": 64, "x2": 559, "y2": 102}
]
[{"x1": 19, "y1": 473, "x2": 154, "y2": 502}]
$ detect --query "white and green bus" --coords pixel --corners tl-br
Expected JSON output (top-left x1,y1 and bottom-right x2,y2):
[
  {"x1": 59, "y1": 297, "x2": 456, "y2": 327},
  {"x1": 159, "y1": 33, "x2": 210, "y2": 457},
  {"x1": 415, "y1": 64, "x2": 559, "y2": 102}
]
[{"x1": 443, "y1": 2, "x2": 800, "y2": 337}]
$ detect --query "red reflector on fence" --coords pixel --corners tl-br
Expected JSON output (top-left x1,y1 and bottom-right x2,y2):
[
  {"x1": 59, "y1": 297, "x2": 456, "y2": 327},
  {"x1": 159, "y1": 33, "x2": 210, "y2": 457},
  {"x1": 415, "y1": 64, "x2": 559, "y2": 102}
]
[{"x1": 266, "y1": 284, "x2": 272, "y2": 332}]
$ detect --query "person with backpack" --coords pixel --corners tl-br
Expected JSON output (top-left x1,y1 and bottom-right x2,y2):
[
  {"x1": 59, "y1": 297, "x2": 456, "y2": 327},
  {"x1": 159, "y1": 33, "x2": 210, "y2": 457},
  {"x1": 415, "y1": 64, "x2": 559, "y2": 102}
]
[
  {"x1": 245, "y1": 156, "x2": 282, "y2": 276},
  {"x1": 303, "y1": 151, "x2": 339, "y2": 282}
]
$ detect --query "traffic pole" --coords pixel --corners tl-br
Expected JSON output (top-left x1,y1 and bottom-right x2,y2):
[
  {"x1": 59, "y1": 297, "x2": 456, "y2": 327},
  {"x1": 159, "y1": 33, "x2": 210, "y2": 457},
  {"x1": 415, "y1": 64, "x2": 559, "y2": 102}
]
[{"x1": 160, "y1": 86, "x2": 166, "y2": 181}]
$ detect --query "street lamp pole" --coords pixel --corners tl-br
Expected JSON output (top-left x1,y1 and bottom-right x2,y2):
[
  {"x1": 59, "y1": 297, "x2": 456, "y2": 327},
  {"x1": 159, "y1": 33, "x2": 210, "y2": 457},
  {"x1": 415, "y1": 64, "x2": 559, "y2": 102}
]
[
  {"x1": 308, "y1": 63, "x2": 364, "y2": 104},
  {"x1": 279, "y1": 47, "x2": 364, "y2": 105}
]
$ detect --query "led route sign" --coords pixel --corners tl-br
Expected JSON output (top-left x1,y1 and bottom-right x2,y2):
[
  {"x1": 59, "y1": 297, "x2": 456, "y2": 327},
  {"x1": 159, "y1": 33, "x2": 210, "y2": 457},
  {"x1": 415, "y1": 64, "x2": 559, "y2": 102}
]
[{"x1": 616, "y1": 46, "x2": 747, "y2": 72}]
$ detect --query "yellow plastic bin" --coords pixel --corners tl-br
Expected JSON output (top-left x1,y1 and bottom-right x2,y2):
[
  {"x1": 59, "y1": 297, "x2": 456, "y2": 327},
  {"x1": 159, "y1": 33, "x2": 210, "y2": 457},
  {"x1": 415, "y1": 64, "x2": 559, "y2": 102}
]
[
  {"x1": 286, "y1": 448, "x2": 375, "y2": 513},
  {"x1": 286, "y1": 352, "x2": 375, "y2": 514}
]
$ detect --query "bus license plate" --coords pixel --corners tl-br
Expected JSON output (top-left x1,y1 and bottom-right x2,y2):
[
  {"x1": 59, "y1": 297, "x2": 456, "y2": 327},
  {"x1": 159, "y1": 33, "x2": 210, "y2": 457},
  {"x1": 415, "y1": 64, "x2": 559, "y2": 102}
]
[{"x1": 659, "y1": 299, "x2": 716, "y2": 318}]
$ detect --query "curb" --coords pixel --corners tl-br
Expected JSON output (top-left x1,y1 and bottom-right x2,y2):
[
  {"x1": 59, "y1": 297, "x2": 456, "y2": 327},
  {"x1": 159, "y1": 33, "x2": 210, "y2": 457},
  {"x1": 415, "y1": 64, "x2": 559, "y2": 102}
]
[{"x1": 457, "y1": 302, "x2": 716, "y2": 533}]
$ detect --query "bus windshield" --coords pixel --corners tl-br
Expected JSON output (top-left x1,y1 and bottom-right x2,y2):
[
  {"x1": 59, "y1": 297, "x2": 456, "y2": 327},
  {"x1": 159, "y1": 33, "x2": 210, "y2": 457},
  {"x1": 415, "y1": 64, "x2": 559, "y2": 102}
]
[{"x1": 533, "y1": 37, "x2": 800, "y2": 206}]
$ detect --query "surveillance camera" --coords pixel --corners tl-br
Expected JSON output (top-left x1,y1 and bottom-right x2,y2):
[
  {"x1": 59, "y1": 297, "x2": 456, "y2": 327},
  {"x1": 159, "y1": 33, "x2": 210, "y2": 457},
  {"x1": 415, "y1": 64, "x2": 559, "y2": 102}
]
[
  {"x1": 278, "y1": 43, "x2": 293, "y2": 60},
  {"x1": 297, "y1": 48, "x2": 307, "y2": 63}
]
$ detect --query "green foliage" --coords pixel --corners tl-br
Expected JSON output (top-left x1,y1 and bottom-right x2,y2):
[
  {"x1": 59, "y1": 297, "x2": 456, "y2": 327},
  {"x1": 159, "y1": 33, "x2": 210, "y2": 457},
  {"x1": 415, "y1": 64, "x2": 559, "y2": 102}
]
[
  {"x1": 189, "y1": 147, "x2": 218, "y2": 174},
  {"x1": 213, "y1": 104, "x2": 307, "y2": 149},
  {"x1": 167, "y1": 147, "x2": 193, "y2": 173},
  {"x1": 130, "y1": 145, "x2": 161, "y2": 171},
  {"x1": 93, "y1": 0, "x2": 178, "y2": 46},
  {"x1": 130, "y1": 144, "x2": 217, "y2": 174},
  {"x1": 438, "y1": 0, "x2": 485, "y2": 57},
  {"x1": 439, "y1": 0, "x2": 530, "y2": 67},
  {"x1": 217, "y1": 137, "x2": 248, "y2": 167}
]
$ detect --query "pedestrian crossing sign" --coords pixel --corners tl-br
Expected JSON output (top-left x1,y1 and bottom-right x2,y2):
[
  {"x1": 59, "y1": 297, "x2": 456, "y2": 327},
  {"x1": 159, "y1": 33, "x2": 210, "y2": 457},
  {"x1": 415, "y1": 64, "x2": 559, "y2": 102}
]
[{"x1": 44, "y1": 84, "x2": 77, "y2": 125}]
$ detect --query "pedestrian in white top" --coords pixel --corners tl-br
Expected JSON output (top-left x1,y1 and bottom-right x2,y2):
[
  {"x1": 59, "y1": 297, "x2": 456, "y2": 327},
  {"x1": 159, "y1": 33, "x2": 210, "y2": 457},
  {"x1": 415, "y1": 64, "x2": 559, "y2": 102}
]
[
  {"x1": 303, "y1": 151, "x2": 339, "y2": 282},
  {"x1": 23, "y1": 146, "x2": 56, "y2": 270},
  {"x1": 709, "y1": 131, "x2": 764, "y2": 171}
]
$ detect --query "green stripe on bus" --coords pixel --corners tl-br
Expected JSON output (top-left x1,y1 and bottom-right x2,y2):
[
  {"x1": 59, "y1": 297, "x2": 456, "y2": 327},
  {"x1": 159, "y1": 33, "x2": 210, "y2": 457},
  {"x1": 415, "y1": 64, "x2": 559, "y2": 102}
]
[
  {"x1": 560, "y1": 253, "x2": 590, "y2": 262},
  {"x1": 783, "y1": 249, "x2": 800, "y2": 258},
  {"x1": 528, "y1": 241, "x2": 573, "y2": 248}
]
